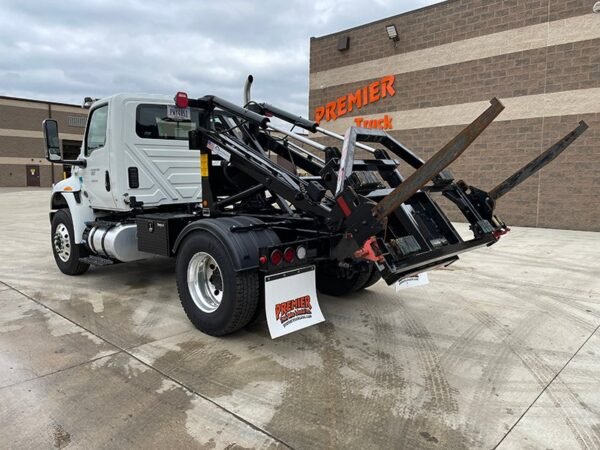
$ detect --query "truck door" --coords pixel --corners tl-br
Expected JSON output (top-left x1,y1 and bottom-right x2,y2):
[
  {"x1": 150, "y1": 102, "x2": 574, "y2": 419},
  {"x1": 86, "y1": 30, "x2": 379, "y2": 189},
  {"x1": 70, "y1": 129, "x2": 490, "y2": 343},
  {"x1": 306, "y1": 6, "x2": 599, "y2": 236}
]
[
  {"x1": 80, "y1": 103, "x2": 116, "y2": 209},
  {"x1": 114, "y1": 101, "x2": 202, "y2": 209}
]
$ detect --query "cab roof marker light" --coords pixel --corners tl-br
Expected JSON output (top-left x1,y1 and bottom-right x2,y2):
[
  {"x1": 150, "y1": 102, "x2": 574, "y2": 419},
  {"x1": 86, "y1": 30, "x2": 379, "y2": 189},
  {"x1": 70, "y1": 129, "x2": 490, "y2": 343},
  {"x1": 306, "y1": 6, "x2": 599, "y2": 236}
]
[{"x1": 175, "y1": 92, "x2": 188, "y2": 108}]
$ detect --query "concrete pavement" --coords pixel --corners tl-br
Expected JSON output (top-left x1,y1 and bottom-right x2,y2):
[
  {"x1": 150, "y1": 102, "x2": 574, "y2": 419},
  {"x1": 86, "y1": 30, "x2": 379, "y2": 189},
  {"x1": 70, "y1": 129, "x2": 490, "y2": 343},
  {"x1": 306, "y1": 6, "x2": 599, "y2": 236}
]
[{"x1": 0, "y1": 188, "x2": 599, "y2": 449}]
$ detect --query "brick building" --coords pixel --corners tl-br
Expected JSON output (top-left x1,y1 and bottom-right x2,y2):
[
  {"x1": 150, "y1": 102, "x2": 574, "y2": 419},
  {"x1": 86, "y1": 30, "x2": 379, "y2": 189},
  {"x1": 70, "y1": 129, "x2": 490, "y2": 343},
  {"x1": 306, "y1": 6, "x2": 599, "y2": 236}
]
[
  {"x1": 309, "y1": 0, "x2": 600, "y2": 231},
  {"x1": 0, "y1": 96, "x2": 88, "y2": 187}
]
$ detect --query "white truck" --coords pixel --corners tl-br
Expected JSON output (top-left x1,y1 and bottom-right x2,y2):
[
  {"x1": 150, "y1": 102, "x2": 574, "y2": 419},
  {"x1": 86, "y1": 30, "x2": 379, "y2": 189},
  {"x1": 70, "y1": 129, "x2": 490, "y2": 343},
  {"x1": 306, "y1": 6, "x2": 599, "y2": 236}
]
[{"x1": 43, "y1": 79, "x2": 587, "y2": 338}]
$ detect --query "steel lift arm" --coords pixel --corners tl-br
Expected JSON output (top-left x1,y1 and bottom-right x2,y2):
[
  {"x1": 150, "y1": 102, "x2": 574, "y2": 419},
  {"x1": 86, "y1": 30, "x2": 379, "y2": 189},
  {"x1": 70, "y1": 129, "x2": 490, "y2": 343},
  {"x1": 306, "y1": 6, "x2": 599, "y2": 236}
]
[{"x1": 186, "y1": 91, "x2": 588, "y2": 285}]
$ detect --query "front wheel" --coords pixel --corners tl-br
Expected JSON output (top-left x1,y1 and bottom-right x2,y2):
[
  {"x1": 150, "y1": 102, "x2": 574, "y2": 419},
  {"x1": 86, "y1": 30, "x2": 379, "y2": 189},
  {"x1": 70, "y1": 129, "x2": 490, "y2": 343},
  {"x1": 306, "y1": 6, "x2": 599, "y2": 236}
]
[
  {"x1": 176, "y1": 232, "x2": 259, "y2": 336},
  {"x1": 51, "y1": 209, "x2": 90, "y2": 276}
]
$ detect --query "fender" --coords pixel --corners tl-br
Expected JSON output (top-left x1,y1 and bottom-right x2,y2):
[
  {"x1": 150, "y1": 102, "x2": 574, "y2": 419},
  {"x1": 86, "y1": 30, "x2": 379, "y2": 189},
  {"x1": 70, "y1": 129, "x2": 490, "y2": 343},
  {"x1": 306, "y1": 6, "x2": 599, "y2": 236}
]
[
  {"x1": 52, "y1": 176, "x2": 82, "y2": 195},
  {"x1": 50, "y1": 177, "x2": 95, "y2": 244},
  {"x1": 173, "y1": 216, "x2": 279, "y2": 271}
]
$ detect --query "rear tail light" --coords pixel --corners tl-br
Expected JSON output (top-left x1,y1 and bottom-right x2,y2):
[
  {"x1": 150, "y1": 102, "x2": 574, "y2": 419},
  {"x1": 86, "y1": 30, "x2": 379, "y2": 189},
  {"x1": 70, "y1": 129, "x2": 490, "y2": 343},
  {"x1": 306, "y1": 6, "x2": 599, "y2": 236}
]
[
  {"x1": 283, "y1": 247, "x2": 295, "y2": 263},
  {"x1": 296, "y1": 245, "x2": 307, "y2": 260},
  {"x1": 175, "y1": 91, "x2": 188, "y2": 108},
  {"x1": 270, "y1": 249, "x2": 283, "y2": 265}
]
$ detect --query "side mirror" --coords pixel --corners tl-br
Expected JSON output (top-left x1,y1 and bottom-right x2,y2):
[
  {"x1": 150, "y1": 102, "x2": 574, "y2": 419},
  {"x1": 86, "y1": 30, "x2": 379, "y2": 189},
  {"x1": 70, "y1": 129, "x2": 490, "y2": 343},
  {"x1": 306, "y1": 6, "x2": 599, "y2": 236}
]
[{"x1": 42, "y1": 119, "x2": 62, "y2": 162}]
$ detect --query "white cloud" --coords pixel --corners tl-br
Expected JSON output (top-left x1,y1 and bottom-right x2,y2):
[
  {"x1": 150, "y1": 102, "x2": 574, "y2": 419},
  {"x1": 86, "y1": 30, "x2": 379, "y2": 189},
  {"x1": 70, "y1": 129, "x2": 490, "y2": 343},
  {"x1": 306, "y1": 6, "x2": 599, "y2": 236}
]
[{"x1": 0, "y1": 0, "x2": 443, "y2": 116}]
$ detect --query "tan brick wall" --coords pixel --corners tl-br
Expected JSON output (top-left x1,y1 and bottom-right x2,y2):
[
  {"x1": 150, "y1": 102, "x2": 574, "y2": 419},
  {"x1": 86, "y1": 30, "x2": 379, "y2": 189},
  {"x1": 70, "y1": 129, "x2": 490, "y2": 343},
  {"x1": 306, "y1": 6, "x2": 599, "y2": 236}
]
[
  {"x1": 309, "y1": 1, "x2": 600, "y2": 231},
  {"x1": 50, "y1": 109, "x2": 88, "y2": 136},
  {"x1": 0, "y1": 105, "x2": 50, "y2": 131},
  {"x1": 0, "y1": 136, "x2": 45, "y2": 159},
  {"x1": 310, "y1": 0, "x2": 592, "y2": 74},
  {"x1": 537, "y1": 114, "x2": 600, "y2": 230},
  {"x1": 309, "y1": 38, "x2": 600, "y2": 120},
  {"x1": 0, "y1": 163, "x2": 65, "y2": 187},
  {"x1": 311, "y1": 112, "x2": 600, "y2": 231},
  {"x1": 0, "y1": 164, "x2": 27, "y2": 187},
  {"x1": 40, "y1": 164, "x2": 66, "y2": 187},
  {"x1": 0, "y1": 98, "x2": 85, "y2": 187}
]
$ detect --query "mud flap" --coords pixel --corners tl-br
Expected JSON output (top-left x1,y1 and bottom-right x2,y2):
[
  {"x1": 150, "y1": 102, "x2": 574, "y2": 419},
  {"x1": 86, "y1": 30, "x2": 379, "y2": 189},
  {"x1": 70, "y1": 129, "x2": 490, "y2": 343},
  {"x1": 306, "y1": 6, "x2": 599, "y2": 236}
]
[
  {"x1": 264, "y1": 265, "x2": 325, "y2": 339},
  {"x1": 394, "y1": 273, "x2": 429, "y2": 291}
]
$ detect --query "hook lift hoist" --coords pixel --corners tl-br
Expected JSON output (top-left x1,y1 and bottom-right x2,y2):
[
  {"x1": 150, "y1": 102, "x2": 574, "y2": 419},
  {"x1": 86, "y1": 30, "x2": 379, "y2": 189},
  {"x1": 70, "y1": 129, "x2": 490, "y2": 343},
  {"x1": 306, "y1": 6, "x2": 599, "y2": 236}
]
[{"x1": 43, "y1": 75, "x2": 588, "y2": 338}]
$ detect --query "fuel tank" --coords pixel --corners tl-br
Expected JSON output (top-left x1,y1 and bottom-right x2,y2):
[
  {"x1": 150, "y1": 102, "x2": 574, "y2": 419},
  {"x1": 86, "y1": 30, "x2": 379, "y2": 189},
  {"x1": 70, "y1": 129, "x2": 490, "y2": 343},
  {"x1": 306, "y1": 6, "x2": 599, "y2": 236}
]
[{"x1": 84, "y1": 223, "x2": 152, "y2": 262}]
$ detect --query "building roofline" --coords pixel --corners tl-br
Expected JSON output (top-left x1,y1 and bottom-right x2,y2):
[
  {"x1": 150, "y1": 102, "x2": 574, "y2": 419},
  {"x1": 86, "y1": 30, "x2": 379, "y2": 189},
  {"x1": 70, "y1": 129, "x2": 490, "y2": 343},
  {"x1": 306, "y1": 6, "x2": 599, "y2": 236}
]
[
  {"x1": 0, "y1": 95, "x2": 82, "y2": 109},
  {"x1": 310, "y1": 0, "x2": 453, "y2": 40}
]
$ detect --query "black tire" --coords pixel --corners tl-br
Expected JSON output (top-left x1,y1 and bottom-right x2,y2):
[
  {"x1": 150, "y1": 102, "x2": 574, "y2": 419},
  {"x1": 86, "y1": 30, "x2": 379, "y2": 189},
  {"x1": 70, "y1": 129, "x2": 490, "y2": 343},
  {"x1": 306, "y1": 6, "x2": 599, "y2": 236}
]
[
  {"x1": 359, "y1": 265, "x2": 382, "y2": 290},
  {"x1": 316, "y1": 261, "x2": 372, "y2": 297},
  {"x1": 176, "y1": 232, "x2": 259, "y2": 336},
  {"x1": 51, "y1": 209, "x2": 90, "y2": 276}
]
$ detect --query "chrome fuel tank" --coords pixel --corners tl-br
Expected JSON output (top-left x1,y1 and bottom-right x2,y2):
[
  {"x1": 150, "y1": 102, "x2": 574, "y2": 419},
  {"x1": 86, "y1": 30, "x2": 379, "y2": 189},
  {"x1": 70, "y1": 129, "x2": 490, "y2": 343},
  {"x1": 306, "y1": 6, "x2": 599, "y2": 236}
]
[{"x1": 86, "y1": 223, "x2": 152, "y2": 262}]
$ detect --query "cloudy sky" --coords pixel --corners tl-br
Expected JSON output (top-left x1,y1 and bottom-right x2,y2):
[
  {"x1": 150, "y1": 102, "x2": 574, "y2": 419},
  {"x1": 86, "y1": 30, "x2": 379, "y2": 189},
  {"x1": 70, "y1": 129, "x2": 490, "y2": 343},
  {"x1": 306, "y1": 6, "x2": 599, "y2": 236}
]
[{"x1": 1, "y1": 0, "x2": 441, "y2": 116}]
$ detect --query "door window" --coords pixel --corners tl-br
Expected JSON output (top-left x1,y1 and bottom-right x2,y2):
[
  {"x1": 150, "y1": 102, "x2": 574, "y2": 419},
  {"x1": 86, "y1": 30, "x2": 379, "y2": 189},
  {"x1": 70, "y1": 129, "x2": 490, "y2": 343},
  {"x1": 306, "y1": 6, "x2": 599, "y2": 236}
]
[{"x1": 86, "y1": 105, "x2": 108, "y2": 156}]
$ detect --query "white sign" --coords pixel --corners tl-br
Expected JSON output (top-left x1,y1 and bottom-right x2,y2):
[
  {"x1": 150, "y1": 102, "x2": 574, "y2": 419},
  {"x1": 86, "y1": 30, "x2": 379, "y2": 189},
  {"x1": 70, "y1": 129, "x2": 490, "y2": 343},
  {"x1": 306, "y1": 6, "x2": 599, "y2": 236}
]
[
  {"x1": 207, "y1": 141, "x2": 231, "y2": 161},
  {"x1": 264, "y1": 266, "x2": 325, "y2": 339},
  {"x1": 394, "y1": 272, "x2": 429, "y2": 291},
  {"x1": 166, "y1": 105, "x2": 191, "y2": 121}
]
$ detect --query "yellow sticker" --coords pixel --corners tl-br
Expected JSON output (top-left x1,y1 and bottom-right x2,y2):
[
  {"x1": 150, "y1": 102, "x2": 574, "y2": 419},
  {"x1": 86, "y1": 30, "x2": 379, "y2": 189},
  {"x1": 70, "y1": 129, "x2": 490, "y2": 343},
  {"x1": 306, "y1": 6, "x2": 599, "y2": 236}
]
[{"x1": 200, "y1": 154, "x2": 209, "y2": 177}]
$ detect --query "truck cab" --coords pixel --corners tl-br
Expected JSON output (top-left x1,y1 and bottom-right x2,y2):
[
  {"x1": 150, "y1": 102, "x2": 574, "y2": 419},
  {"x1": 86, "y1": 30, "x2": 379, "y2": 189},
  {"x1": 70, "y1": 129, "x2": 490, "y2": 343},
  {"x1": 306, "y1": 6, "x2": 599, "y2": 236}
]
[{"x1": 55, "y1": 94, "x2": 203, "y2": 214}]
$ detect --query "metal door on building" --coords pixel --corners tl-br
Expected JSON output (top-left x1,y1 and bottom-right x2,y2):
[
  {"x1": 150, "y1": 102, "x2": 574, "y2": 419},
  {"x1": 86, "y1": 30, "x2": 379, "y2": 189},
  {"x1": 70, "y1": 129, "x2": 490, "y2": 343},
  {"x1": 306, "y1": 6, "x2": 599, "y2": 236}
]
[
  {"x1": 26, "y1": 165, "x2": 40, "y2": 186},
  {"x1": 62, "y1": 140, "x2": 82, "y2": 178}
]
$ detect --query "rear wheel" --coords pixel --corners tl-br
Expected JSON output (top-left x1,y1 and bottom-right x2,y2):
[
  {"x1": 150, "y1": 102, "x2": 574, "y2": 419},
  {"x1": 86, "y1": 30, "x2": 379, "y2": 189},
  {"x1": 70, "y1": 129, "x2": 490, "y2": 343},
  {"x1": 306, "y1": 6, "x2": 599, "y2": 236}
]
[
  {"x1": 176, "y1": 232, "x2": 259, "y2": 336},
  {"x1": 316, "y1": 261, "x2": 372, "y2": 297},
  {"x1": 356, "y1": 265, "x2": 382, "y2": 290},
  {"x1": 51, "y1": 209, "x2": 90, "y2": 275}
]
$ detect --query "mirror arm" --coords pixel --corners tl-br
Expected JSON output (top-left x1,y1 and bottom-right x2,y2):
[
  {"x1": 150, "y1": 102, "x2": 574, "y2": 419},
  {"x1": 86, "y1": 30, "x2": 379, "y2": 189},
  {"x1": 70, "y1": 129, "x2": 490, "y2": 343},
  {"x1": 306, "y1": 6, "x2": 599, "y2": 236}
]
[{"x1": 51, "y1": 159, "x2": 87, "y2": 168}]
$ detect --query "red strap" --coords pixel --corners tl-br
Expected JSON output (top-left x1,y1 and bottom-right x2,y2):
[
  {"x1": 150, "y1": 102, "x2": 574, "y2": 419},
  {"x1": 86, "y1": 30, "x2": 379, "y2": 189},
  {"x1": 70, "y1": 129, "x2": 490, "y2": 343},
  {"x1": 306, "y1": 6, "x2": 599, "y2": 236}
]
[{"x1": 336, "y1": 197, "x2": 352, "y2": 217}]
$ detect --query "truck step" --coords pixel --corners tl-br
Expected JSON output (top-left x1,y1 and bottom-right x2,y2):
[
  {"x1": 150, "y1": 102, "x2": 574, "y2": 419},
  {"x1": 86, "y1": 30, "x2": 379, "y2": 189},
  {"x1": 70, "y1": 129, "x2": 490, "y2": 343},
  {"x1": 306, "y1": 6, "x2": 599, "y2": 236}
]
[{"x1": 80, "y1": 255, "x2": 115, "y2": 266}]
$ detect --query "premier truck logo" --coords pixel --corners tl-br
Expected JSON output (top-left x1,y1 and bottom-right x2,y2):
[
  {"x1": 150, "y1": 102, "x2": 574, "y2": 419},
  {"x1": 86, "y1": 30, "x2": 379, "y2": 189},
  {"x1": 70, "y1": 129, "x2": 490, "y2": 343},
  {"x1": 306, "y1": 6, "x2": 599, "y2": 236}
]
[
  {"x1": 314, "y1": 75, "x2": 396, "y2": 128},
  {"x1": 275, "y1": 295, "x2": 313, "y2": 326}
]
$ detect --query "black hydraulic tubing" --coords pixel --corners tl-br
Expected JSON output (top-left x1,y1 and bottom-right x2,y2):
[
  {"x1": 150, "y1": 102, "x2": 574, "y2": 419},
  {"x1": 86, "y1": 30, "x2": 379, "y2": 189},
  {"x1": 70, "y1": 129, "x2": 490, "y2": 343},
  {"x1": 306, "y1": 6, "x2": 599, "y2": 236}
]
[
  {"x1": 260, "y1": 103, "x2": 319, "y2": 132},
  {"x1": 209, "y1": 132, "x2": 333, "y2": 219},
  {"x1": 264, "y1": 137, "x2": 324, "y2": 176},
  {"x1": 218, "y1": 133, "x2": 300, "y2": 189},
  {"x1": 316, "y1": 126, "x2": 376, "y2": 154},
  {"x1": 259, "y1": 102, "x2": 376, "y2": 155},
  {"x1": 268, "y1": 123, "x2": 327, "y2": 151},
  {"x1": 215, "y1": 184, "x2": 265, "y2": 207},
  {"x1": 209, "y1": 95, "x2": 270, "y2": 128},
  {"x1": 286, "y1": 141, "x2": 325, "y2": 164}
]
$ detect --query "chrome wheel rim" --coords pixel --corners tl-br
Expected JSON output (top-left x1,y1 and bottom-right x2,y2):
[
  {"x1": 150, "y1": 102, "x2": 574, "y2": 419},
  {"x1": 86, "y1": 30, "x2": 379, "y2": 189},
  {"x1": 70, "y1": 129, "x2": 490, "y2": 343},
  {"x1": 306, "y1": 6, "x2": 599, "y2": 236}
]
[
  {"x1": 187, "y1": 252, "x2": 223, "y2": 313},
  {"x1": 53, "y1": 223, "x2": 71, "y2": 262}
]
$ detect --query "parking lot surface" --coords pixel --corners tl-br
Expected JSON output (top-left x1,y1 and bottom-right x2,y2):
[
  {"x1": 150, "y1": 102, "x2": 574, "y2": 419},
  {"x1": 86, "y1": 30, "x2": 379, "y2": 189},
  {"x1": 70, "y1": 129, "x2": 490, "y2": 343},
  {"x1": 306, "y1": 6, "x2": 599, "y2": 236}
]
[{"x1": 0, "y1": 188, "x2": 599, "y2": 449}]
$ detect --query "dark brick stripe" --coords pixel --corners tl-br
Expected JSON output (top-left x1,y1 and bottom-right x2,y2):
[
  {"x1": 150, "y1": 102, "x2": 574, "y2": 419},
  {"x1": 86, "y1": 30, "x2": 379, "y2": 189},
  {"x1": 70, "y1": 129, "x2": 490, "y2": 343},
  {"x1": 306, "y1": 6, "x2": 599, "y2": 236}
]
[
  {"x1": 0, "y1": 136, "x2": 46, "y2": 158},
  {"x1": 0, "y1": 105, "x2": 50, "y2": 132},
  {"x1": 0, "y1": 163, "x2": 62, "y2": 187},
  {"x1": 310, "y1": 0, "x2": 592, "y2": 74},
  {"x1": 309, "y1": 38, "x2": 600, "y2": 121}
]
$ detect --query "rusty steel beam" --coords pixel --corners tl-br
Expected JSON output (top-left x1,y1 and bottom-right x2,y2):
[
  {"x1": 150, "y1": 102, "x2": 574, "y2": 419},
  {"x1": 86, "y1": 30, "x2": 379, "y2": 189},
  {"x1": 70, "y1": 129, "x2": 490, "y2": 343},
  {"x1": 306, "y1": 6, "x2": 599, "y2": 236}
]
[
  {"x1": 489, "y1": 120, "x2": 589, "y2": 201},
  {"x1": 374, "y1": 98, "x2": 505, "y2": 221}
]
